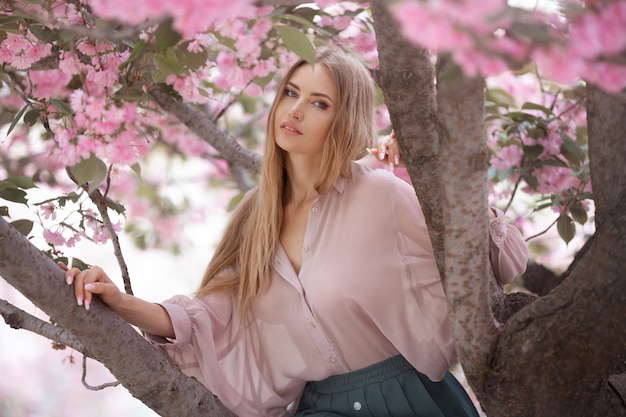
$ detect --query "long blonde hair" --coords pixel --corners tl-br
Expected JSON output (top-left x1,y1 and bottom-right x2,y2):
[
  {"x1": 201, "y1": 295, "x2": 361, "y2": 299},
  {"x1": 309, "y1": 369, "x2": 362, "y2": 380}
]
[{"x1": 196, "y1": 47, "x2": 378, "y2": 316}]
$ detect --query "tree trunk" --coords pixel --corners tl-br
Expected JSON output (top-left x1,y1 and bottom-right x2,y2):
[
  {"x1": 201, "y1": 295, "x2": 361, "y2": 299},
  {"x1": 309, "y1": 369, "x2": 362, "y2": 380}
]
[
  {"x1": 435, "y1": 54, "x2": 500, "y2": 397},
  {"x1": 478, "y1": 88, "x2": 626, "y2": 417},
  {"x1": 370, "y1": 0, "x2": 446, "y2": 280}
]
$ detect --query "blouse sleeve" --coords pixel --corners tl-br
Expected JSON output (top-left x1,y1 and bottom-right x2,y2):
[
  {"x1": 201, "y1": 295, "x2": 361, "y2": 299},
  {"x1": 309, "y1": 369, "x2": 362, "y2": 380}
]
[
  {"x1": 488, "y1": 207, "x2": 529, "y2": 285},
  {"x1": 143, "y1": 293, "x2": 235, "y2": 399}
]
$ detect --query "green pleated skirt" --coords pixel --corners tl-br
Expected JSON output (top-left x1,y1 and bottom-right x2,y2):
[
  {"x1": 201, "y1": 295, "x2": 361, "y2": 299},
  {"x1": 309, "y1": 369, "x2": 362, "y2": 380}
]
[{"x1": 295, "y1": 355, "x2": 479, "y2": 417}]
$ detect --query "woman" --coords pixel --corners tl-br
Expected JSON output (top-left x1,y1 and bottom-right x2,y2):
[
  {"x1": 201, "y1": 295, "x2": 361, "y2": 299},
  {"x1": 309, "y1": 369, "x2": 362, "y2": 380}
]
[{"x1": 65, "y1": 47, "x2": 528, "y2": 416}]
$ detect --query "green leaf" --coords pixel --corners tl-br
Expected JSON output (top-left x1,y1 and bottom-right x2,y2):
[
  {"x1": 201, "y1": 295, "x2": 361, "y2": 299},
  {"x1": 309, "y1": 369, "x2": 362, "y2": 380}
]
[
  {"x1": 7, "y1": 175, "x2": 36, "y2": 189},
  {"x1": 0, "y1": 187, "x2": 28, "y2": 205},
  {"x1": 569, "y1": 203, "x2": 588, "y2": 225},
  {"x1": 24, "y1": 108, "x2": 41, "y2": 126},
  {"x1": 0, "y1": 16, "x2": 23, "y2": 25},
  {"x1": 560, "y1": 132, "x2": 585, "y2": 167},
  {"x1": 176, "y1": 42, "x2": 209, "y2": 71},
  {"x1": 521, "y1": 102, "x2": 554, "y2": 116},
  {"x1": 504, "y1": 111, "x2": 538, "y2": 123},
  {"x1": 275, "y1": 25, "x2": 315, "y2": 64},
  {"x1": 522, "y1": 144, "x2": 544, "y2": 159},
  {"x1": 69, "y1": 257, "x2": 92, "y2": 271},
  {"x1": 130, "y1": 162, "x2": 142, "y2": 181},
  {"x1": 49, "y1": 98, "x2": 74, "y2": 115},
  {"x1": 29, "y1": 24, "x2": 59, "y2": 42},
  {"x1": 6, "y1": 105, "x2": 28, "y2": 137},
  {"x1": 152, "y1": 48, "x2": 186, "y2": 83},
  {"x1": 154, "y1": 18, "x2": 182, "y2": 52},
  {"x1": 485, "y1": 87, "x2": 515, "y2": 109},
  {"x1": 557, "y1": 214, "x2": 576, "y2": 244},
  {"x1": 70, "y1": 155, "x2": 108, "y2": 192},
  {"x1": 10, "y1": 219, "x2": 33, "y2": 236},
  {"x1": 227, "y1": 192, "x2": 245, "y2": 212},
  {"x1": 123, "y1": 39, "x2": 148, "y2": 67},
  {"x1": 541, "y1": 157, "x2": 568, "y2": 168},
  {"x1": 104, "y1": 197, "x2": 126, "y2": 215}
]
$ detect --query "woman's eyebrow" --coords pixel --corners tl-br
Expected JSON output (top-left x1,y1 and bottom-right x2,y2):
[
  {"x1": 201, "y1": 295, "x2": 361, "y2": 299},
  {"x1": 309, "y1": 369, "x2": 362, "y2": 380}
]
[{"x1": 286, "y1": 81, "x2": 334, "y2": 103}]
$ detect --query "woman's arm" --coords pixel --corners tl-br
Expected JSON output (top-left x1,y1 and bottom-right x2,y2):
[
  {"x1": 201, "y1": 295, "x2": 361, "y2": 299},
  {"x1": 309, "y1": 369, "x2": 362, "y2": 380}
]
[
  {"x1": 487, "y1": 209, "x2": 529, "y2": 285},
  {"x1": 62, "y1": 264, "x2": 175, "y2": 339}
]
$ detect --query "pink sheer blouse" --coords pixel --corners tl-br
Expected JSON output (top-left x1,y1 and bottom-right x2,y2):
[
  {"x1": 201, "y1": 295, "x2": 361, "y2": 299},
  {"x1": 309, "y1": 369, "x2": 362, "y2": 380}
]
[{"x1": 147, "y1": 163, "x2": 528, "y2": 417}]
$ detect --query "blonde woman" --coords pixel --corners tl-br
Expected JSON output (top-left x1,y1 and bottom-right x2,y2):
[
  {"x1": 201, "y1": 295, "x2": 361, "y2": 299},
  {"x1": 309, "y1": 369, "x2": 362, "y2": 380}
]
[{"x1": 66, "y1": 47, "x2": 528, "y2": 417}]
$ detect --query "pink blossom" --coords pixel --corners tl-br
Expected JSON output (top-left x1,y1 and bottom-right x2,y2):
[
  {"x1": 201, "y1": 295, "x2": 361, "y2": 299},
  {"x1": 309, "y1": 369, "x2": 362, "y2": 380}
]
[
  {"x1": 535, "y1": 166, "x2": 579, "y2": 195},
  {"x1": 29, "y1": 70, "x2": 72, "y2": 99},
  {"x1": 41, "y1": 203, "x2": 57, "y2": 220},
  {"x1": 490, "y1": 145, "x2": 523, "y2": 170},
  {"x1": 532, "y1": 46, "x2": 585, "y2": 86},
  {"x1": 583, "y1": 61, "x2": 626, "y2": 94},
  {"x1": 252, "y1": 58, "x2": 277, "y2": 78},
  {"x1": 59, "y1": 51, "x2": 88, "y2": 75},
  {"x1": 252, "y1": 18, "x2": 273, "y2": 39},
  {"x1": 332, "y1": 16, "x2": 352, "y2": 31},
  {"x1": 235, "y1": 36, "x2": 262, "y2": 61},
  {"x1": 214, "y1": 17, "x2": 247, "y2": 39},
  {"x1": 455, "y1": 50, "x2": 508, "y2": 77},
  {"x1": 316, "y1": 0, "x2": 337, "y2": 8},
  {"x1": 43, "y1": 229, "x2": 65, "y2": 246}
]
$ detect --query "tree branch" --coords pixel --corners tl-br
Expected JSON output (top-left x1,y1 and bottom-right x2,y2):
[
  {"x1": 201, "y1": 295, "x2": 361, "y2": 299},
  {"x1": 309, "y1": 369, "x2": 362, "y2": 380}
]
[
  {"x1": 0, "y1": 297, "x2": 89, "y2": 354},
  {"x1": 149, "y1": 87, "x2": 262, "y2": 174},
  {"x1": 0, "y1": 217, "x2": 236, "y2": 417}
]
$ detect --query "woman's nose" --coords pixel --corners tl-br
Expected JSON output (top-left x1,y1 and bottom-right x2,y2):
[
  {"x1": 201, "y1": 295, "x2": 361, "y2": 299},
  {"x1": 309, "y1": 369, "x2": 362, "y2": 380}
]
[{"x1": 288, "y1": 104, "x2": 303, "y2": 121}]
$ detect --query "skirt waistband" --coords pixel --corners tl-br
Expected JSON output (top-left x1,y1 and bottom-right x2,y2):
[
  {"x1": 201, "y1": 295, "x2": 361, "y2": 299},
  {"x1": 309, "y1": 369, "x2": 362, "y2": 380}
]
[{"x1": 309, "y1": 355, "x2": 414, "y2": 394}]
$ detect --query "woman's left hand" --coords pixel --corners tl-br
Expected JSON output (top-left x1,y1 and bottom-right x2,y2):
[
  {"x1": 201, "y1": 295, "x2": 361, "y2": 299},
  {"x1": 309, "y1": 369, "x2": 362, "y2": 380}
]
[{"x1": 367, "y1": 130, "x2": 405, "y2": 170}]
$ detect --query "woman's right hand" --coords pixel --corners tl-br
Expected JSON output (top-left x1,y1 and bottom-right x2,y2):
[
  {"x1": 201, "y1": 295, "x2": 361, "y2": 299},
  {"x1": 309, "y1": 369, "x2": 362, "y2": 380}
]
[{"x1": 60, "y1": 263, "x2": 122, "y2": 311}]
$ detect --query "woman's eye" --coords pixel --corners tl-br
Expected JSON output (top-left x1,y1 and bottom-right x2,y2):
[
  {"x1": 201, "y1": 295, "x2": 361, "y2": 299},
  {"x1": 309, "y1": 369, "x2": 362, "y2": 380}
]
[
  {"x1": 314, "y1": 101, "x2": 328, "y2": 110},
  {"x1": 285, "y1": 89, "x2": 297, "y2": 98}
]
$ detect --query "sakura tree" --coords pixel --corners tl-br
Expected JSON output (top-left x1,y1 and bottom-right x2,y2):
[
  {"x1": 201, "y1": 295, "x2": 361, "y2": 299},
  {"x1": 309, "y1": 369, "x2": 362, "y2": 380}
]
[{"x1": 0, "y1": 0, "x2": 625, "y2": 416}]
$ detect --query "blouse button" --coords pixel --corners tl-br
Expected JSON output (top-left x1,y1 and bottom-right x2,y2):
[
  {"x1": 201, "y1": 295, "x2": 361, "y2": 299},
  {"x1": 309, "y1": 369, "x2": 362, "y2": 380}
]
[
  {"x1": 353, "y1": 402, "x2": 362, "y2": 411},
  {"x1": 303, "y1": 245, "x2": 309, "y2": 252},
  {"x1": 329, "y1": 357, "x2": 337, "y2": 364},
  {"x1": 494, "y1": 235, "x2": 502, "y2": 242},
  {"x1": 308, "y1": 321, "x2": 316, "y2": 328},
  {"x1": 311, "y1": 206, "x2": 319, "y2": 213},
  {"x1": 491, "y1": 222, "x2": 498, "y2": 229}
]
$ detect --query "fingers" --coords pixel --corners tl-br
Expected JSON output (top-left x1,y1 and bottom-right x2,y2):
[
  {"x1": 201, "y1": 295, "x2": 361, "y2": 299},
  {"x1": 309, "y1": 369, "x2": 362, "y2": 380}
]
[
  {"x1": 65, "y1": 266, "x2": 107, "y2": 311},
  {"x1": 370, "y1": 130, "x2": 401, "y2": 170}
]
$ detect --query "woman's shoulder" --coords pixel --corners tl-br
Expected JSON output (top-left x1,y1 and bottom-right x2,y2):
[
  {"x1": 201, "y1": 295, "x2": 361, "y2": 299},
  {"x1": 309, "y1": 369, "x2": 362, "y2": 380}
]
[{"x1": 349, "y1": 162, "x2": 413, "y2": 193}]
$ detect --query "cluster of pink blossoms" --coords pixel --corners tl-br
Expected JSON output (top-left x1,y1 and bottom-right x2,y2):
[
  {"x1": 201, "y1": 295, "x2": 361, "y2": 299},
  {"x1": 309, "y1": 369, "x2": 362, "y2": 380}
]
[
  {"x1": 486, "y1": 71, "x2": 591, "y2": 216},
  {"x1": 89, "y1": 0, "x2": 254, "y2": 38},
  {"x1": 393, "y1": 0, "x2": 626, "y2": 93}
]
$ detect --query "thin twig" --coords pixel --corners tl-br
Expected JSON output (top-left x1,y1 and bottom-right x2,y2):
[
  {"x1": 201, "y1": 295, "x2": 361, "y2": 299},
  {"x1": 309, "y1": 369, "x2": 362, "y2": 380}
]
[
  {"x1": 525, "y1": 216, "x2": 558, "y2": 242},
  {"x1": 65, "y1": 167, "x2": 134, "y2": 295},
  {"x1": 81, "y1": 355, "x2": 121, "y2": 390}
]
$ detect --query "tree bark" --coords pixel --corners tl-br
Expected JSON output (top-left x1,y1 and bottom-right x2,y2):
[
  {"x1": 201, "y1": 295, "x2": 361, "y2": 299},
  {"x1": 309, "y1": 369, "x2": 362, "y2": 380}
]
[
  {"x1": 0, "y1": 216, "x2": 236, "y2": 417},
  {"x1": 435, "y1": 54, "x2": 501, "y2": 394}
]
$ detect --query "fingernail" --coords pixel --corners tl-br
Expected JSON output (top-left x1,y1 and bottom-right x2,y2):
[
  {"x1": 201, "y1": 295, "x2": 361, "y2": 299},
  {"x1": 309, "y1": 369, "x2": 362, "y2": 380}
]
[
  {"x1": 84, "y1": 300, "x2": 90, "y2": 311},
  {"x1": 76, "y1": 296, "x2": 83, "y2": 306},
  {"x1": 395, "y1": 155, "x2": 400, "y2": 165},
  {"x1": 389, "y1": 162, "x2": 395, "y2": 171},
  {"x1": 379, "y1": 152, "x2": 385, "y2": 160},
  {"x1": 85, "y1": 283, "x2": 96, "y2": 291},
  {"x1": 65, "y1": 275, "x2": 72, "y2": 285}
]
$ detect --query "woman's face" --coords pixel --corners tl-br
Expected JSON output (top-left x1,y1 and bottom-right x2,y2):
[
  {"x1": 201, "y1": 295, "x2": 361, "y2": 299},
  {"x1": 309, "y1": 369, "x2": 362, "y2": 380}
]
[{"x1": 274, "y1": 63, "x2": 338, "y2": 158}]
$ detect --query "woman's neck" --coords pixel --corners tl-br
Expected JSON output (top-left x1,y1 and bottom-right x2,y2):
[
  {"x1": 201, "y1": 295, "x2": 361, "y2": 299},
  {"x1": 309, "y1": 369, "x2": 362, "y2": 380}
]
[{"x1": 284, "y1": 155, "x2": 322, "y2": 205}]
